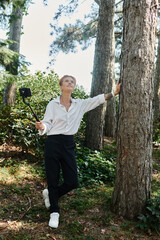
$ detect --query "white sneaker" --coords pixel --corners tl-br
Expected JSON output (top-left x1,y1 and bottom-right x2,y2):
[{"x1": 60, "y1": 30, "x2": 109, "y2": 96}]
[
  {"x1": 49, "y1": 212, "x2": 59, "y2": 228},
  {"x1": 42, "y1": 189, "x2": 50, "y2": 209}
]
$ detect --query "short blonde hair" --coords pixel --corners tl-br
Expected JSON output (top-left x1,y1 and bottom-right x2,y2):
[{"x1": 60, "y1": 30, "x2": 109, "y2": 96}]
[{"x1": 59, "y1": 75, "x2": 76, "y2": 86}]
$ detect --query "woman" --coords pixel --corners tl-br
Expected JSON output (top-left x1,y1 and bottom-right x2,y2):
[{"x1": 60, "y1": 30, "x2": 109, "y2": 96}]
[{"x1": 35, "y1": 75, "x2": 121, "y2": 228}]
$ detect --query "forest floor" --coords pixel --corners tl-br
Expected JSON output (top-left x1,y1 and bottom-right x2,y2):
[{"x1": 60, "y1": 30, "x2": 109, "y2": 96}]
[{"x1": 0, "y1": 139, "x2": 160, "y2": 240}]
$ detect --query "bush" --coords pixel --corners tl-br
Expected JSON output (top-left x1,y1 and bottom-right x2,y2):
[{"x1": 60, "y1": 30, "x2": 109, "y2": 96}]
[
  {"x1": 153, "y1": 117, "x2": 160, "y2": 144},
  {"x1": 75, "y1": 144, "x2": 116, "y2": 186},
  {"x1": 0, "y1": 70, "x2": 89, "y2": 158},
  {"x1": 136, "y1": 194, "x2": 160, "y2": 234}
]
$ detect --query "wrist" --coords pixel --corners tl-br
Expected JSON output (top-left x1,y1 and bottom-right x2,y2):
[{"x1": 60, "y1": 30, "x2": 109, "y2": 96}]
[{"x1": 40, "y1": 124, "x2": 45, "y2": 130}]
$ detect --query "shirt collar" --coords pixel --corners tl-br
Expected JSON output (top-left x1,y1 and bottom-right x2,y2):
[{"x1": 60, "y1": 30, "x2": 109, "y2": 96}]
[{"x1": 54, "y1": 95, "x2": 76, "y2": 103}]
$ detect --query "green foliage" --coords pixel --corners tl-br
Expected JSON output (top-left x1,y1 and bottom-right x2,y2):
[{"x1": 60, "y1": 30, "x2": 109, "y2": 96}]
[
  {"x1": 75, "y1": 145, "x2": 116, "y2": 186},
  {"x1": 49, "y1": 0, "x2": 123, "y2": 66},
  {"x1": 0, "y1": 39, "x2": 19, "y2": 67},
  {"x1": 49, "y1": 0, "x2": 98, "y2": 63},
  {"x1": 50, "y1": 20, "x2": 97, "y2": 57},
  {"x1": 17, "y1": 70, "x2": 61, "y2": 109},
  {"x1": 0, "y1": 0, "x2": 10, "y2": 9},
  {"x1": 66, "y1": 220, "x2": 84, "y2": 235},
  {"x1": 136, "y1": 194, "x2": 160, "y2": 234},
  {"x1": 120, "y1": 221, "x2": 134, "y2": 231},
  {"x1": 72, "y1": 85, "x2": 88, "y2": 99},
  {"x1": 0, "y1": 104, "x2": 44, "y2": 158},
  {"x1": 0, "y1": 71, "x2": 60, "y2": 157},
  {"x1": 153, "y1": 117, "x2": 160, "y2": 144},
  {"x1": 0, "y1": 39, "x2": 31, "y2": 79},
  {"x1": 0, "y1": 158, "x2": 46, "y2": 182},
  {"x1": 0, "y1": 1, "x2": 10, "y2": 29},
  {"x1": 0, "y1": 70, "x2": 89, "y2": 159}
]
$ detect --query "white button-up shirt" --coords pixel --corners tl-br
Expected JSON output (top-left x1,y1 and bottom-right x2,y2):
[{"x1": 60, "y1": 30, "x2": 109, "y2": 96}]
[{"x1": 39, "y1": 94, "x2": 105, "y2": 136}]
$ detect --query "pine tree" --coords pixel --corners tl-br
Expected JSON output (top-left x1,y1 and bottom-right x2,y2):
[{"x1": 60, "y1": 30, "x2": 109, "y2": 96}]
[
  {"x1": 85, "y1": 0, "x2": 116, "y2": 149},
  {"x1": 112, "y1": 0, "x2": 158, "y2": 219},
  {"x1": 2, "y1": 0, "x2": 31, "y2": 106}
]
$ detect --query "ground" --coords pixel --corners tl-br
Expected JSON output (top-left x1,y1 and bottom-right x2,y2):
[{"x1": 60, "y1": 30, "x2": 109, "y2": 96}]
[{"x1": 0, "y1": 139, "x2": 160, "y2": 240}]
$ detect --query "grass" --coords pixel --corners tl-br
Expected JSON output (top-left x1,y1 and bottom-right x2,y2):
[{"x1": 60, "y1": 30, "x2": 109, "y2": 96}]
[{"x1": 0, "y1": 145, "x2": 160, "y2": 240}]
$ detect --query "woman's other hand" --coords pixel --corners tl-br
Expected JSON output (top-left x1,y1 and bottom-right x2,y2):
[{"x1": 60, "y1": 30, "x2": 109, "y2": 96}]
[
  {"x1": 35, "y1": 121, "x2": 45, "y2": 130},
  {"x1": 114, "y1": 78, "x2": 121, "y2": 96}
]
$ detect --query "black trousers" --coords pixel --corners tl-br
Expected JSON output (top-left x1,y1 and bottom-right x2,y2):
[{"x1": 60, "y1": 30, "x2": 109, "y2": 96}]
[{"x1": 44, "y1": 135, "x2": 78, "y2": 213}]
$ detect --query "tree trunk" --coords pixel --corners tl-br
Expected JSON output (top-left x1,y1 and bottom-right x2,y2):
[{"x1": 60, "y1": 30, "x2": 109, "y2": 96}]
[
  {"x1": 85, "y1": 0, "x2": 116, "y2": 150},
  {"x1": 104, "y1": 21, "x2": 116, "y2": 138},
  {"x1": 154, "y1": 32, "x2": 160, "y2": 118},
  {"x1": 112, "y1": 0, "x2": 158, "y2": 219},
  {"x1": 3, "y1": 4, "x2": 23, "y2": 106},
  {"x1": 105, "y1": 90, "x2": 117, "y2": 137},
  {"x1": 3, "y1": 82, "x2": 17, "y2": 106}
]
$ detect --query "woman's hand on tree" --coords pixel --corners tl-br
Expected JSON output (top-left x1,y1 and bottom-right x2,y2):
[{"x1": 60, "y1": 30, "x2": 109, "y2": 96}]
[{"x1": 114, "y1": 78, "x2": 121, "y2": 96}]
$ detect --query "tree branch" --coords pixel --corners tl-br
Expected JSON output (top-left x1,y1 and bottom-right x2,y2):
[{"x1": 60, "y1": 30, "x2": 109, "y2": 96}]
[
  {"x1": 115, "y1": 0, "x2": 123, "y2": 7},
  {"x1": 115, "y1": 10, "x2": 123, "y2": 14},
  {"x1": 115, "y1": 16, "x2": 123, "y2": 24},
  {"x1": 94, "y1": 0, "x2": 101, "y2": 6},
  {"x1": 115, "y1": 31, "x2": 122, "y2": 35},
  {"x1": 0, "y1": 13, "x2": 10, "y2": 17}
]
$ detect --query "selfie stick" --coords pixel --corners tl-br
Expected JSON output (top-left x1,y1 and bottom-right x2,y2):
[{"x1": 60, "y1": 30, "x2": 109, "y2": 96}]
[{"x1": 19, "y1": 87, "x2": 40, "y2": 122}]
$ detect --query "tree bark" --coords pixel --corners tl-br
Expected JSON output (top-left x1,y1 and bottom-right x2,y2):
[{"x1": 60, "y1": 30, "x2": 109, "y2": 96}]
[
  {"x1": 154, "y1": 32, "x2": 160, "y2": 118},
  {"x1": 112, "y1": 0, "x2": 158, "y2": 219},
  {"x1": 3, "y1": 4, "x2": 23, "y2": 106},
  {"x1": 3, "y1": 82, "x2": 17, "y2": 106},
  {"x1": 85, "y1": 0, "x2": 116, "y2": 150},
  {"x1": 105, "y1": 87, "x2": 117, "y2": 137}
]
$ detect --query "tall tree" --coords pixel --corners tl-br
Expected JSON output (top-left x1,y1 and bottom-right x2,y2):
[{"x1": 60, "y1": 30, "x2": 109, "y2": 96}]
[
  {"x1": 154, "y1": 31, "x2": 160, "y2": 118},
  {"x1": 3, "y1": 0, "x2": 26, "y2": 106},
  {"x1": 85, "y1": 0, "x2": 116, "y2": 149},
  {"x1": 112, "y1": 0, "x2": 158, "y2": 219},
  {"x1": 49, "y1": 0, "x2": 123, "y2": 57}
]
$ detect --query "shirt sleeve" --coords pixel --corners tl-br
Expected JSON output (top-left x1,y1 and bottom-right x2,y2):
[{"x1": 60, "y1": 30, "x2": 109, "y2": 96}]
[
  {"x1": 81, "y1": 94, "x2": 105, "y2": 114},
  {"x1": 38, "y1": 101, "x2": 54, "y2": 136}
]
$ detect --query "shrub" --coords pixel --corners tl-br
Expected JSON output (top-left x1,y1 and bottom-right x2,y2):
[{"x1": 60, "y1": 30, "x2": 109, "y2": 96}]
[
  {"x1": 0, "y1": 70, "x2": 88, "y2": 158},
  {"x1": 153, "y1": 118, "x2": 160, "y2": 144},
  {"x1": 75, "y1": 144, "x2": 116, "y2": 186},
  {"x1": 136, "y1": 194, "x2": 160, "y2": 234}
]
